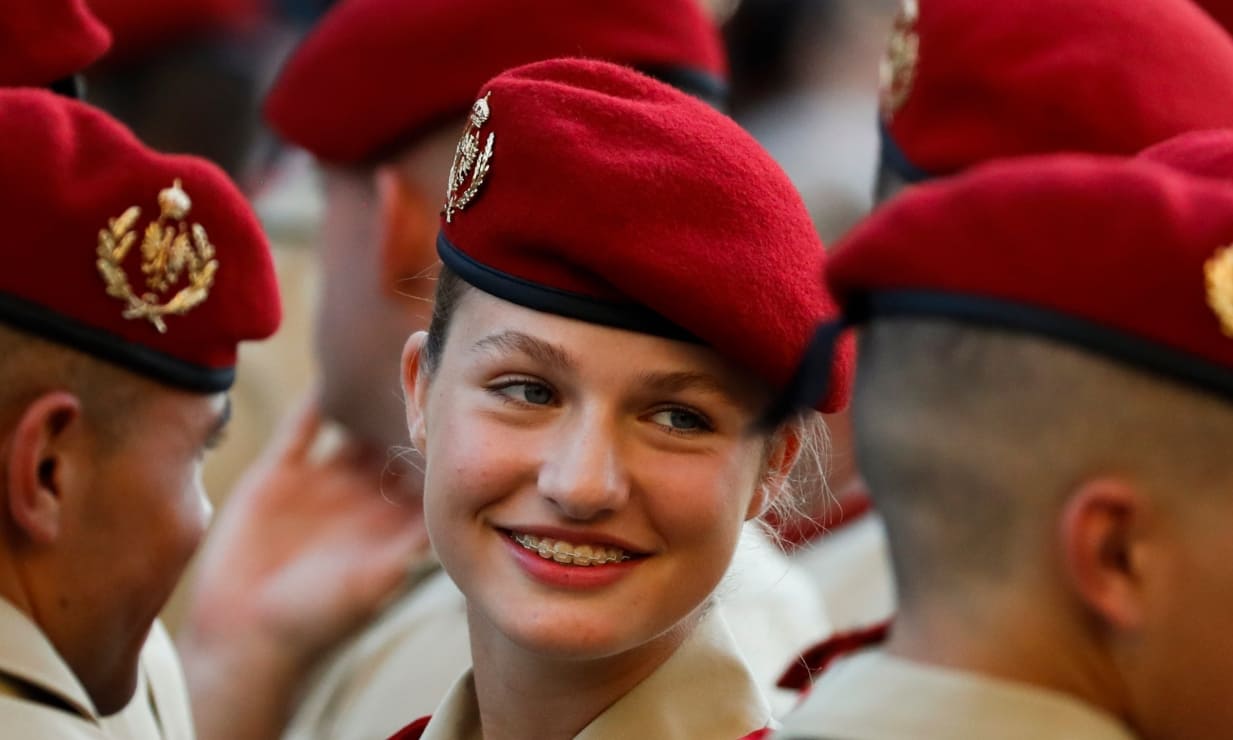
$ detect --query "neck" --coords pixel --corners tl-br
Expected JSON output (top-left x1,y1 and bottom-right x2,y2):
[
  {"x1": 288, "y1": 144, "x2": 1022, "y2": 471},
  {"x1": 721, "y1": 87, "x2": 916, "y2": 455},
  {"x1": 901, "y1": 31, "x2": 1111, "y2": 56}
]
[
  {"x1": 467, "y1": 603, "x2": 696, "y2": 740},
  {"x1": 887, "y1": 581, "x2": 1130, "y2": 725}
]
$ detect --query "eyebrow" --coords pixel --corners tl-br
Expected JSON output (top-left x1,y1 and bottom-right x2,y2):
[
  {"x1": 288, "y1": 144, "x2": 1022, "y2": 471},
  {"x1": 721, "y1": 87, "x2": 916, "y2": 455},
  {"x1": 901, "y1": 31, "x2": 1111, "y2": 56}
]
[
  {"x1": 204, "y1": 396, "x2": 232, "y2": 448},
  {"x1": 633, "y1": 370, "x2": 733, "y2": 398},
  {"x1": 471, "y1": 330, "x2": 578, "y2": 371}
]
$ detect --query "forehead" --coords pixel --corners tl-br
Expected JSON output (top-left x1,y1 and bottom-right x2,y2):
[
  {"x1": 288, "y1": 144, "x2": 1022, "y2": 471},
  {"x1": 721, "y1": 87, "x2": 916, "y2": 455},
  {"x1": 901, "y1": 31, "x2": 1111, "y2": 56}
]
[{"x1": 445, "y1": 287, "x2": 770, "y2": 403}]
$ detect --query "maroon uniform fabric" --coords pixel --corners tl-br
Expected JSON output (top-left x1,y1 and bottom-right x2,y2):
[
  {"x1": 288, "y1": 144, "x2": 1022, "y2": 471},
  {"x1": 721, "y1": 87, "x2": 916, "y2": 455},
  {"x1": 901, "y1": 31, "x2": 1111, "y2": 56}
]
[
  {"x1": 264, "y1": 0, "x2": 726, "y2": 164},
  {"x1": 0, "y1": 0, "x2": 110, "y2": 86},
  {"x1": 436, "y1": 59, "x2": 851, "y2": 413},
  {"x1": 0, "y1": 89, "x2": 281, "y2": 390}
]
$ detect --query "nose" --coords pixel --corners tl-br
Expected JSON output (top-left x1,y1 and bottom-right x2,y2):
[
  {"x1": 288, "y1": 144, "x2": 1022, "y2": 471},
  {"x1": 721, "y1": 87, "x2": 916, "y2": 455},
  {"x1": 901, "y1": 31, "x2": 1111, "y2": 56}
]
[{"x1": 537, "y1": 411, "x2": 630, "y2": 520}]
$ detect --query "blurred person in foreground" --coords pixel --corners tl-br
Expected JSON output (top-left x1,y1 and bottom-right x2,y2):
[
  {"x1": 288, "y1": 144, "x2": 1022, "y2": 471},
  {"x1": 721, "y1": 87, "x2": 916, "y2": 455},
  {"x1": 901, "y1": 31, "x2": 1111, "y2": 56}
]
[
  {"x1": 775, "y1": 152, "x2": 1233, "y2": 739},
  {"x1": 784, "y1": 0, "x2": 1233, "y2": 640}
]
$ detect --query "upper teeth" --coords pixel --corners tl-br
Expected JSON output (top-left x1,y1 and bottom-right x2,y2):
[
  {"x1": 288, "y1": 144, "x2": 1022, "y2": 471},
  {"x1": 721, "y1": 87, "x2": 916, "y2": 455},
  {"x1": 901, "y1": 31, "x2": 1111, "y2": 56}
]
[{"x1": 511, "y1": 532, "x2": 632, "y2": 566}]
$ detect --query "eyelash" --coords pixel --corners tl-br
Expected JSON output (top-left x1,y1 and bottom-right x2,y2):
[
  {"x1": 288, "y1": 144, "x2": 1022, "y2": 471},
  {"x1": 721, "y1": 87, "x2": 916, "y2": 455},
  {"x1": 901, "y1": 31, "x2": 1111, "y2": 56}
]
[
  {"x1": 487, "y1": 379, "x2": 714, "y2": 437},
  {"x1": 647, "y1": 406, "x2": 715, "y2": 437}
]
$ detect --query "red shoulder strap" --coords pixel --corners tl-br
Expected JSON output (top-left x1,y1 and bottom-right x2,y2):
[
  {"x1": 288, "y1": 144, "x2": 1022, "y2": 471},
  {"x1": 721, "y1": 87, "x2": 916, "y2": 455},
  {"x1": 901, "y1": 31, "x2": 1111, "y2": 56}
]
[
  {"x1": 387, "y1": 715, "x2": 431, "y2": 740},
  {"x1": 776, "y1": 620, "x2": 892, "y2": 692}
]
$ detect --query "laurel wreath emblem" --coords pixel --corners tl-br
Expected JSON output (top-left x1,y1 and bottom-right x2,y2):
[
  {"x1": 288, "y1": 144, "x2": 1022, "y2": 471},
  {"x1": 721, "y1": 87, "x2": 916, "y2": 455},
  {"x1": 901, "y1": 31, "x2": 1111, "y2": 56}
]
[
  {"x1": 96, "y1": 179, "x2": 219, "y2": 334},
  {"x1": 879, "y1": 0, "x2": 920, "y2": 122},
  {"x1": 1206, "y1": 244, "x2": 1233, "y2": 338},
  {"x1": 444, "y1": 92, "x2": 495, "y2": 223}
]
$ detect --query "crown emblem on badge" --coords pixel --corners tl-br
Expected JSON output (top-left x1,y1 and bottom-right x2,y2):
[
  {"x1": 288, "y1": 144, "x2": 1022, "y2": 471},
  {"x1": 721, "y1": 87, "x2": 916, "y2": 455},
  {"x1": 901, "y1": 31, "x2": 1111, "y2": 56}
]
[
  {"x1": 444, "y1": 92, "x2": 496, "y2": 223},
  {"x1": 1205, "y1": 244, "x2": 1233, "y2": 338},
  {"x1": 879, "y1": 0, "x2": 920, "y2": 122},
  {"x1": 96, "y1": 179, "x2": 219, "y2": 334}
]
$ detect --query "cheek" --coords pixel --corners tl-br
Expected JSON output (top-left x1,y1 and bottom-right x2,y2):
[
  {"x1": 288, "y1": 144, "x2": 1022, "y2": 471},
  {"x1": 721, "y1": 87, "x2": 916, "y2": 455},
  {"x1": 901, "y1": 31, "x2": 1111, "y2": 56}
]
[
  {"x1": 638, "y1": 444, "x2": 762, "y2": 553},
  {"x1": 421, "y1": 394, "x2": 537, "y2": 549}
]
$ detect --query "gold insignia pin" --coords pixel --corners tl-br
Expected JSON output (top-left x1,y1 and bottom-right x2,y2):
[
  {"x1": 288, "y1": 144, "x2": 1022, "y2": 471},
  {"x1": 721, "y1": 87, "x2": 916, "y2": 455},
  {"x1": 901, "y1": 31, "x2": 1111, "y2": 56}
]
[
  {"x1": 444, "y1": 92, "x2": 495, "y2": 223},
  {"x1": 96, "y1": 179, "x2": 219, "y2": 334},
  {"x1": 1205, "y1": 244, "x2": 1233, "y2": 337},
  {"x1": 879, "y1": 0, "x2": 920, "y2": 122}
]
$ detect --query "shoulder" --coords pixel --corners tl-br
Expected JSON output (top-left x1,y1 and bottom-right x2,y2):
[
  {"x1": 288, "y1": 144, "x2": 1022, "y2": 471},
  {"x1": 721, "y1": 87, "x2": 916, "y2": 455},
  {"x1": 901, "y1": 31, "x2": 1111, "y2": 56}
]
[{"x1": 387, "y1": 715, "x2": 431, "y2": 740}]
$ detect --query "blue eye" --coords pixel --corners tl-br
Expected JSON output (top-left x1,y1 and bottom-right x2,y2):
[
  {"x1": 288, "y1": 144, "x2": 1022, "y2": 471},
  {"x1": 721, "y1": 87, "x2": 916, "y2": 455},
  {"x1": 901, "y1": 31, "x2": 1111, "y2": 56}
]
[
  {"x1": 495, "y1": 381, "x2": 555, "y2": 406},
  {"x1": 649, "y1": 408, "x2": 711, "y2": 433}
]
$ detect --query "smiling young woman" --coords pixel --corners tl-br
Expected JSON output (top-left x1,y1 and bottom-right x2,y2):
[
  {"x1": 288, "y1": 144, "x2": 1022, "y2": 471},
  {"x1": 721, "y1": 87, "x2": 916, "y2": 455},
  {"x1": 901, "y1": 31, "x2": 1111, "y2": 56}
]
[{"x1": 388, "y1": 58, "x2": 851, "y2": 740}]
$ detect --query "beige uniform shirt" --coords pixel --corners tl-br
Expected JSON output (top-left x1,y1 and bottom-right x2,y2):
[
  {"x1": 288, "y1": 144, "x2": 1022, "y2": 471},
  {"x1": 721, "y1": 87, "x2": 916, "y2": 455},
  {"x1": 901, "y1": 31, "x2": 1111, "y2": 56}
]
[
  {"x1": 0, "y1": 599, "x2": 194, "y2": 739},
  {"x1": 417, "y1": 610, "x2": 771, "y2": 740},
  {"x1": 791, "y1": 512, "x2": 895, "y2": 632},
  {"x1": 775, "y1": 650, "x2": 1137, "y2": 740},
  {"x1": 284, "y1": 527, "x2": 827, "y2": 740}
]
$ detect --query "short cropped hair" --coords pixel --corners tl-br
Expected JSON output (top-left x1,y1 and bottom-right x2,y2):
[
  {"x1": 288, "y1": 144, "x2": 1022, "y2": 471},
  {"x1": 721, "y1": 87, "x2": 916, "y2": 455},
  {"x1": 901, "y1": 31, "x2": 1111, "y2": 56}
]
[
  {"x1": 853, "y1": 319, "x2": 1233, "y2": 607},
  {"x1": 0, "y1": 324, "x2": 149, "y2": 451}
]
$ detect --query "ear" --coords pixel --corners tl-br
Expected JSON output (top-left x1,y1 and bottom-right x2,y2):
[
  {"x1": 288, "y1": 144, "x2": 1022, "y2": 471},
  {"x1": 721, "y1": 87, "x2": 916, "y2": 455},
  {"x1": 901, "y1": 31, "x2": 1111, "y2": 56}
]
[
  {"x1": 375, "y1": 166, "x2": 440, "y2": 294},
  {"x1": 401, "y1": 331, "x2": 431, "y2": 454},
  {"x1": 5, "y1": 392, "x2": 84, "y2": 545},
  {"x1": 747, "y1": 423, "x2": 803, "y2": 521},
  {"x1": 1058, "y1": 477, "x2": 1152, "y2": 631}
]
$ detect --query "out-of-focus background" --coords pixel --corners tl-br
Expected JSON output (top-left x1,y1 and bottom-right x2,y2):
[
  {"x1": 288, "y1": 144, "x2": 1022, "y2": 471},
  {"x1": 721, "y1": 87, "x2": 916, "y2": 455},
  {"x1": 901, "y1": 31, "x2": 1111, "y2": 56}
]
[{"x1": 79, "y1": 0, "x2": 900, "y2": 631}]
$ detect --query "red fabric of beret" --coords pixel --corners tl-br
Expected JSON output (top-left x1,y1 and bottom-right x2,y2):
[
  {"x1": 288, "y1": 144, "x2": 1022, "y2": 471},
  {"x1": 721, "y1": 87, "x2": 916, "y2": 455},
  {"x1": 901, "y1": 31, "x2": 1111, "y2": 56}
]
[
  {"x1": 1139, "y1": 129, "x2": 1233, "y2": 182},
  {"x1": 264, "y1": 0, "x2": 726, "y2": 165},
  {"x1": 0, "y1": 0, "x2": 111, "y2": 87},
  {"x1": 436, "y1": 59, "x2": 849, "y2": 413},
  {"x1": 86, "y1": 0, "x2": 266, "y2": 60},
  {"x1": 879, "y1": 0, "x2": 1233, "y2": 182},
  {"x1": 0, "y1": 89, "x2": 281, "y2": 391},
  {"x1": 825, "y1": 155, "x2": 1233, "y2": 402}
]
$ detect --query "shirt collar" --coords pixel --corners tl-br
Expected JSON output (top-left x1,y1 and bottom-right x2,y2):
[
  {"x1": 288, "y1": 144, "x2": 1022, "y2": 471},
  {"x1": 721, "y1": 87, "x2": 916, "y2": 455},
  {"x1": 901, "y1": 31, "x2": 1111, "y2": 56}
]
[
  {"x1": 0, "y1": 597, "x2": 99, "y2": 723},
  {"x1": 778, "y1": 649, "x2": 1137, "y2": 740},
  {"x1": 421, "y1": 609, "x2": 770, "y2": 740}
]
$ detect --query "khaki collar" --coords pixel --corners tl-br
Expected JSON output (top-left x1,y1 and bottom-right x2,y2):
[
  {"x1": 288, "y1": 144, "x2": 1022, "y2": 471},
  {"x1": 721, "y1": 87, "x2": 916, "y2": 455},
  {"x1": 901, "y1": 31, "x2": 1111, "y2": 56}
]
[
  {"x1": 421, "y1": 609, "x2": 770, "y2": 740},
  {"x1": 0, "y1": 597, "x2": 99, "y2": 724},
  {"x1": 778, "y1": 650, "x2": 1138, "y2": 740}
]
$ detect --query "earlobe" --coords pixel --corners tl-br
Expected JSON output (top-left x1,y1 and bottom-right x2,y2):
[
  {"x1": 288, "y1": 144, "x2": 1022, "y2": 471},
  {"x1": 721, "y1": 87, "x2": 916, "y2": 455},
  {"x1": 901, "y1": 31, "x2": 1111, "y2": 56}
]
[
  {"x1": 1059, "y1": 479, "x2": 1148, "y2": 631},
  {"x1": 5, "y1": 392, "x2": 83, "y2": 545},
  {"x1": 375, "y1": 167, "x2": 439, "y2": 293},
  {"x1": 401, "y1": 331, "x2": 430, "y2": 453}
]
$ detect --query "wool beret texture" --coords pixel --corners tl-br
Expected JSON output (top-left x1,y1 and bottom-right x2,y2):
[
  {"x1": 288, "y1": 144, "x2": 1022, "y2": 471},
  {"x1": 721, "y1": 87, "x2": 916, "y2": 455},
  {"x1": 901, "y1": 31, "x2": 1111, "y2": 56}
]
[
  {"x1": 878, "y1": 0, "x2": 1233, "y2": 182},
  {"x1": 1139, "y1": 129, "x2": 1233, "y2": 182},
  {"x1": 811, "y1": 155, "x2": 1233, "y2": 408},
  {"x1": 0, "y1": 0, "x2": 110, "y2": 87},
  {"x1": 0, "y1": 89, "x2": 281, "y2": 391},
  {"x1": 87, "y1": 0, "x2": 266, "y2": 60},
  {"x1": 436, "y1": 59, "x2": 850, "y2": 413},
  {"x1": 264, "y1": 0, "x2": 726, "y2": 164}
]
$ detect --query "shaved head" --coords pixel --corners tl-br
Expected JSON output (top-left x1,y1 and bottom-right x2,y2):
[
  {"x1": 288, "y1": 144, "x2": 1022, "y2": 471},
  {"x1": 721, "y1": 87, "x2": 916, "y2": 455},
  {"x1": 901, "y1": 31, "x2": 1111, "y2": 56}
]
[
  {"x1": 0, "y1": 324, "x2": 150, "y2": 450},
  {"x1": 853, "y1": 319, "x2": 1233, "y2": 608}
]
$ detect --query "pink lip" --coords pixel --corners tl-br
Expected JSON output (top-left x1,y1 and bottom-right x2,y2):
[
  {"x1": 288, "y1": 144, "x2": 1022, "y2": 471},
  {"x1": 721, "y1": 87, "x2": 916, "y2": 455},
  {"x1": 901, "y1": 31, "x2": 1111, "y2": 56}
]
[
  {"x1": 500, "y1": 531, "x2": 645, "y2": 590},
  {"x1": 499, "y1": 524, "x2": 651, "y2": 555}
]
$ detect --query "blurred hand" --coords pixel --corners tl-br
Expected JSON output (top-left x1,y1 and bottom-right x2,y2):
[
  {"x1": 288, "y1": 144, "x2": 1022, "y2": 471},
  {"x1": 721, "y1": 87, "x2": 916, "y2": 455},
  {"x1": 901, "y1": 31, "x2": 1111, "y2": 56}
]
[{"x1": 179, "y1": 394, "x2": 430, "y2": 739}]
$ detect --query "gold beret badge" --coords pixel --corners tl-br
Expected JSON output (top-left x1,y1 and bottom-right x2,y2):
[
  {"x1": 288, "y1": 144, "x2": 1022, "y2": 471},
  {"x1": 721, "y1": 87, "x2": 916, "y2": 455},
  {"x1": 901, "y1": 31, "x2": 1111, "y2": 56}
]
[
  {"x1": 444, "y1": 92, "x2": 495, "y2": 223},
  {"x1": 1206, "y1": 244, "x2": 1233, "y2": 337},
  {"x1": 879, "y1": 0, "x2": 920, "y2": 122},
  {"x1": 96, "y1": 179, "x2": 219, "y2": 334}
]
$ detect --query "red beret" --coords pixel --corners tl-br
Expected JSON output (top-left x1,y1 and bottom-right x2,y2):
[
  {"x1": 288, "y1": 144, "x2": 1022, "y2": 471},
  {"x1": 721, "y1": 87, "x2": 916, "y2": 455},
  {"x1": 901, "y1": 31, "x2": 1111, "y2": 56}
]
[
  {"x1": 264, "y1": 0, "x2": 726, "y2": 165},
  {"x1": 86, "y1": 0, "x2": 266, "y2": 61},
  {"x1": 879, "y1": 0, "x2": 1233, "y2": 182},
  {"x1": 436, "y1": 59, "x2": 850, "y2": 414},
  {"x1": 0, "y1": 89, "x2": 281, "y2": 392},
  {"x1": 1139, "y1": 129, "x2": 1233, "y2": 182},
  {"x1": 796, "y1": 155, "x2": 1233, "y2": 410},
  {"x1": 0, "y1": 0, "x2": 111, "y2": 87}
]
